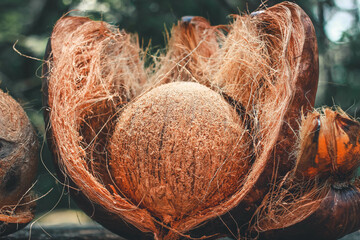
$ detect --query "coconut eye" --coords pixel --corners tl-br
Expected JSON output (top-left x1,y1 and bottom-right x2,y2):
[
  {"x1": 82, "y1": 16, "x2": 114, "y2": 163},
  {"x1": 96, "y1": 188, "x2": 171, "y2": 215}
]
[
  {"x1": 2, "y1": 167, "x2": 20, "y2": 193},
  {"x1": 0, "y1": 139, "x2": 15, "y2": 159}
]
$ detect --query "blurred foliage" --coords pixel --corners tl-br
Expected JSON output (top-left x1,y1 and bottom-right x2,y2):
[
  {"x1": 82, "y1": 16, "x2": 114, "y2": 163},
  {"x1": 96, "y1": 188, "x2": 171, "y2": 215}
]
[{"x1": 0, "y1": 0, "x2": 359, "y2": 214}]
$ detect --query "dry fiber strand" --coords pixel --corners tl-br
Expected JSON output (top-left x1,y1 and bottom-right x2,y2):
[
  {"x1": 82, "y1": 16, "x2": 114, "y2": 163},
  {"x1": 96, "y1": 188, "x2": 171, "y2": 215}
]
[
  {"x1": 0, "y1": 89, "x2": 38, "y2": 236},
  {"x1": 42, "y1": 1, "x2": 360, "y2": 240}
]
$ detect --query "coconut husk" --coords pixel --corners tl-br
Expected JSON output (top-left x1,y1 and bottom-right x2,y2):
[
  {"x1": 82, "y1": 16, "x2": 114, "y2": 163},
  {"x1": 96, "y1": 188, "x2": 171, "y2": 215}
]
[
  {"x1": 42, "y1": 2, "x2": 329, "y2": 240},
  {"x1": 188, "y1": 2, "x2": 319, "y2": 238},
  {"x1": 294, "y1": 108, "x2": 360, "y2": 179},
  {"x1": 43, "y1": 16, "x2": 158, "y2": 238},
  {"x1": 0, "y1": 90, "x2": 38, "y2": 236}
]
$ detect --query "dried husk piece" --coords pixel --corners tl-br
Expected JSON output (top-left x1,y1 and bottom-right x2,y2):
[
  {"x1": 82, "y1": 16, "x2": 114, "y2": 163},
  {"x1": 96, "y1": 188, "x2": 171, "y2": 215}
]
[
  {"x1": 0, "y1": 90, "x2": 38, "y2": 236},
  {"x1": 42, "y1": 16, "x2": 156, "y2": 239},
  {"x1": 295, "y1": 109, "x2": 360, "y2": 180},
  {"x1": 149, "y1": 16, "x2": 222, "y2": 88},
  {"x1": 254, "y1": 108, "x2": 360, "y2": 239}
]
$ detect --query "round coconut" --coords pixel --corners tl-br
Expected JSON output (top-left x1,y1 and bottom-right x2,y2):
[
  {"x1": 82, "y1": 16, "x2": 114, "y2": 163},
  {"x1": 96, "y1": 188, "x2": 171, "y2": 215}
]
[
  {"x1": 0, "y1": 90, "x2": 38, "y2": 236},
  {"x1": 109, "y1": 82, "x2": 251, "y2": 224},
  {"x1": 41, "y1": 2, "x2": 360, "y2": 240}
]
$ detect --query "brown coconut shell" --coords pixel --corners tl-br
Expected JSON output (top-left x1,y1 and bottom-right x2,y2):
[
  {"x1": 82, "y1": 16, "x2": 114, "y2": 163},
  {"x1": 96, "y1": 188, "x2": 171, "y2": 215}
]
[
  {"x1": 45, "y1": 2, "x2": 360, "y2": 239},
  {"x1": 260, "y1": 183, "x2": 360, "y2": 240},
  {"x1": 0, "y1": 90, "x2": 38, "y2": 236}
]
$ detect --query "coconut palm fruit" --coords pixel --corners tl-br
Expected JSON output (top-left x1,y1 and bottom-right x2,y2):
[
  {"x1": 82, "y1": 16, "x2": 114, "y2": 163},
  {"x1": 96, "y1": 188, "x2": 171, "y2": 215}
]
[{"x1": 42, "y1": 2, "x2": 360, "y2": 239}]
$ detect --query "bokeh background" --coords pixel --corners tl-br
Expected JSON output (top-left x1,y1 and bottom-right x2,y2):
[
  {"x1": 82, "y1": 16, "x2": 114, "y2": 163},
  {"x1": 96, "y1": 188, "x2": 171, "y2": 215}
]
[{"x1": 0, "y1": 0, "x2": 359, "y2": 220}]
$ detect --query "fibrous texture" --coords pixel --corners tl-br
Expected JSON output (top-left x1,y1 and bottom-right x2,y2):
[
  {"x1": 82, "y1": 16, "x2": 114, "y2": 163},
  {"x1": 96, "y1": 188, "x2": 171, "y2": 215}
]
[
  {"x1": 295, "y1": 109, "x2": 360, "y2": 179},
  {"x1": 110, "y1": 82, "x2": 250, "y2": 225},
  {"x1": 45, "y1": 16, "x2": 157, "y2": 236},
  {"x1": 0, "y1": 90, "x2": 38, "y2": 236},
  {"x1": 43, "y1": 2, "x2": 360, "y2": 240},
  {"x1": 149, "y1": 16, "x2": 222, "y2": 88}
]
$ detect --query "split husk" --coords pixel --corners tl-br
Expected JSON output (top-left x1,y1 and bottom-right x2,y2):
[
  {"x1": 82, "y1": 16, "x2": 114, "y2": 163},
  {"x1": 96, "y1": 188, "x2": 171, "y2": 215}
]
[
  {"x1": 42, "y1": 2, "x2": 360, "y2": 239},
  {"x1": 109, "y1": 81, "x2": 251, "y2": 226},
  {"x1": 0, "y1": 90, "x2": 38, "y2": 236}
]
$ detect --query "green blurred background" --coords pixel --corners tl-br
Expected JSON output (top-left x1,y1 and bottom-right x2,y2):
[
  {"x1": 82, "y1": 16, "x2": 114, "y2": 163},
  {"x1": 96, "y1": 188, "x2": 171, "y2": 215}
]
[{"x1": 0, "y1": 0, "x2": 359, "y2": 216}]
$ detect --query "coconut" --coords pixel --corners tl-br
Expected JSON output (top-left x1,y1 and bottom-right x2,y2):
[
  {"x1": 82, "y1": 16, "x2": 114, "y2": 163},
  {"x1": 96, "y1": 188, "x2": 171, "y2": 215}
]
[
  {"x1": 0, "y1": 89, "x2": 38, "y2": 236},
  {"x1": 109, "y1": 82, "x2": 251, "y2": 225},
  {"x1": 42, "y1": 2, "x2": 360, "y2": 240}
]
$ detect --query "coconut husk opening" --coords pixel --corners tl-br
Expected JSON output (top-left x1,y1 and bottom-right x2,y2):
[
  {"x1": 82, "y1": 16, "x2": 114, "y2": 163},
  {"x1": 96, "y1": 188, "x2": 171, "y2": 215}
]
[{"x1": 45, "y1": 2, "x2": 319, "y2": 239}]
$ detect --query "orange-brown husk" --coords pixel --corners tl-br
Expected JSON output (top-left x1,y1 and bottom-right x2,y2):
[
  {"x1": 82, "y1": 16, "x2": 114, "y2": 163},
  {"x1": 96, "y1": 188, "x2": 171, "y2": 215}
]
[
  {"x1": 46, "y1": 16, "x2": 158, "y2": 236},
  {"x1": 187, "y1": 2, "x2": 319, "y2": 238},
  {"x1": 149, "y1": 16, "x2": 223, "y2": 89},
  {"x1": 253, "y1": 107, "x2": 360, "y2": 236}
]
